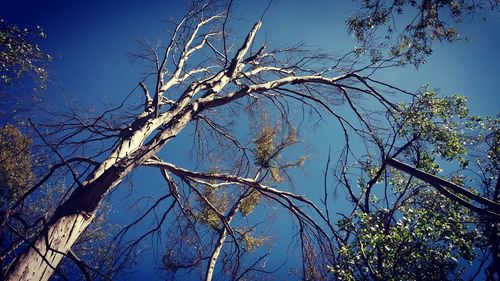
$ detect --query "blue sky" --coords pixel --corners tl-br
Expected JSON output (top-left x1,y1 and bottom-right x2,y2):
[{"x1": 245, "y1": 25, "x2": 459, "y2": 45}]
[
  {"x1": 3, "y1": 0, "x2": 500, "y2": 280},
  {"x1": 4, "y1": 0, "x2": 498, "y2": 114}
]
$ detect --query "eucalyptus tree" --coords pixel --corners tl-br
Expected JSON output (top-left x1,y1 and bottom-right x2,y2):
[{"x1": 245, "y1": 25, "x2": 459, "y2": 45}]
[
  {"x1": 329, "y1": 90, "x2": 499, "y2": 280},
  {"x1": 0, "y1": 18, "x2": 50, "y2": 94},
  {"x1": 3, "y1": 1, "x2": 416, "y2": 280},
  {"x1": 348, "y1": 0, "x2": 499, "y2": 66},
  {"x1": 4, "y1": 0, "x2": 498, "y2": 280}
]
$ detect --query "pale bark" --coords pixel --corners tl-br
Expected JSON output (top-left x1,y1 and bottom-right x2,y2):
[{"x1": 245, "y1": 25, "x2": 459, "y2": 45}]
[
  {"x1": 4, "y1": 6, "x2": 390, "y2": 278},
  {"x1": 5, "y1": 18, "x2": 262, "y2": 281},
  {"x1": 6, "y1": 213, "x2": 95, "y2": 281},
  {"x1": 204, "y1": 200, "x2": 240, "y2": 281},
  {"x1": 6, "y1": 107, "x2": 197, "y2": 280},
  {"x1": 204, "y1": 227, "x2": 229, "y2": 281}
]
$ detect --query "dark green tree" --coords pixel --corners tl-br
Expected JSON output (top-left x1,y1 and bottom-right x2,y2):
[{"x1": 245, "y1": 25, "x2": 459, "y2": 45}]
[{"x1": 0, "y1": 125, "x2": 34, "y2": 208}]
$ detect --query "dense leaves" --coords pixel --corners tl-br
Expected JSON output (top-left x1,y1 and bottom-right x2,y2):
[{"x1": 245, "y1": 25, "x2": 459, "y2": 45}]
[
  {"x1": 254, "y1": 125, "x2": 305, "y2": 182},
  {"x1": 330, "y1": 89, "x2": 499, "y2": 280},
  {"x1": 0, "y1": 125, "x2": 34, "y2": 208},
  {"x1": 333, "y1": 189, "x2": 478, "y2": 280},
  {"x1": 397, "y1": 89, "x2": 469, "y2": 167}
]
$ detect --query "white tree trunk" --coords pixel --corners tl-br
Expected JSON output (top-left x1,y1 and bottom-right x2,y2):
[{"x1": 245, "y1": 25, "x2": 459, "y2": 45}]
[
  {"x1": 205, "y1": 227, "x2": 228, "y2": 281},
  {"x1": 204, "y1": 202, "x2": 240, "y2": 281},
  {"x1": 6, "y1": 213, "x2": 95, "y2": 281},
  {"x1": 6, "y1": 106, "x2": 197, "y2": 280}
]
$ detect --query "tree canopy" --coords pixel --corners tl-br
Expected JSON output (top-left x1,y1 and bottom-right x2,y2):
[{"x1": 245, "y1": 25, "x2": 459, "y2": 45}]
[
  {"x1": 0, "y1": 18, "x2": 50, "y2": 92},
  {"x1": 348, "y1": 0, "x2": 499, "y2": 66}
]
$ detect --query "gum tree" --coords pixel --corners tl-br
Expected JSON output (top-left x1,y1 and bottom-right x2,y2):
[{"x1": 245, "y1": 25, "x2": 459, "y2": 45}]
[
  {"x1": 348, "y1": 0, "x2": 499, "y2": 66},
  {"x1": 330, "y1": 91, "x2": 499, "y2": 280},
  {"x1": 4, "y1": 2, "x2": 412, "y2": 280}
]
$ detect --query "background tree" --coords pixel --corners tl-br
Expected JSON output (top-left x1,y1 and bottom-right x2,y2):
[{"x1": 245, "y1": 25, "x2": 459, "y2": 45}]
[
  {"x1": 0, "y1": 19, "x2": 119, "y2": 281},
  {"x1": 348, "y1": 0, "x2": 499, "y2": 66},
  {"x1": 330, "y1": 90, "x2": 499, "y2": 280},
  {"x1": 0, "y1": 125, "x2": 34, "y2": 208}
]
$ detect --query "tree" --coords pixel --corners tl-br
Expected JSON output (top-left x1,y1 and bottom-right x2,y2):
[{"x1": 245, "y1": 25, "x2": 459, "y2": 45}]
[
  {"x1": 0, "y1": 18, "x2": 50, "y2": 93},
  {"x1": 3, "y1": 1, "x2": 498, "y2": 280},
  {"x1": 348, "y1": 0, "x2": 499, "y2": 66},
  {"x1": 333, "y1": 190, "x2": 478, "y2": 280},
  {"x1": 388, "y1": 91, "x2": 500, "y2": 280},
  {"x1": 3, "y1": 1, "x2": 413, "y2": 279},
  {"x1": 329, "y1": 90, "x2": 499, "y2": 280},
  {"x1": 344, "y1": 12, "x2": 500, "y2": 275},
  {"x1": 0, "y1": 125, "x2": 34, "y2": 208}
]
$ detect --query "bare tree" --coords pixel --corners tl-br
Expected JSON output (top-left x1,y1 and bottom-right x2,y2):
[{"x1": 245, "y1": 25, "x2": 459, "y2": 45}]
[{"x1": 4, "y1": 1, "x2": 413, "y2": 280}]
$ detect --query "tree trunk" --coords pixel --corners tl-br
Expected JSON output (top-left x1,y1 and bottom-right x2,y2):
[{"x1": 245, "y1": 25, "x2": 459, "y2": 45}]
[
  {"x1": 6, "y1": 106, "x2": 197, "y2": 280},
  {"x1": 6, "y1": 212, "x2": 95, "y2": 281},
  {"x1": 205, "y1": 227, "x2": 228, "y2": 281},
  {"x1": 204, "y1": 202, "x2": 240, "y2": 281}
]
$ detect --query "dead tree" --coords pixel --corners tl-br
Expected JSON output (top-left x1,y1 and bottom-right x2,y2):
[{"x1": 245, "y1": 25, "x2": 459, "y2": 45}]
[{"x1": 4, "y1": 2, "x2": 408, "y2": 280}]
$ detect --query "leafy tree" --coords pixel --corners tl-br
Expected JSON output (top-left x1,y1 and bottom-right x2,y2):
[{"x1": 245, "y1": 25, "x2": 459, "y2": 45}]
[
  {"x1": 0, "y1": 18, "x2": 50, "y2": 93},
  {"x1": 333, "y1": 190, "x2": 478, "y2": 280},
  {"x1": 456, "y1": 115, "x2": 499, "y2": 279},
  {"x1": 348, "y1": 0, "x2": 499, "y2": 66},
  {"x1": 329, "y1": 89, "x2": 499, "y2": 280},
  {"x1": 0, "y1": 125, "x2": 34, "y2": 208}
]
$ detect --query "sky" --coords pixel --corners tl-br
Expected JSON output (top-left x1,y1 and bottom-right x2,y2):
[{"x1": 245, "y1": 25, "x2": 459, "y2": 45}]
[{"x1": 3, "y1": 0, "x2": 500, "y2": 280}]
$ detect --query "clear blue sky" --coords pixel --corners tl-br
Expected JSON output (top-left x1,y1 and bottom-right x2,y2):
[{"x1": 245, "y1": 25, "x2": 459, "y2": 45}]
[{"x1": 3, "y1": 1, "x2": 499, "y2": 280}]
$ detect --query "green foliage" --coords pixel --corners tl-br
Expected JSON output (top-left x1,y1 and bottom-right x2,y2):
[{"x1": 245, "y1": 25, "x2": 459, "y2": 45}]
[
  {"x1": 254, "y1": 126, "x2": 277, "y2": 168},
  {"x1": 240, "y1": 230, "x2": 268, "y2": 252},
  {"x1": 397, "y1": 89, "x2": 469, "y2": 168},
  {"x1": 253, "y1": 125, "x2": 305, "y2": 182},
  {"x1": 332, "y1": 190, "x2": 478, "y2": 280},
  {"x1": 240, "y1": 190, "x2": 261, "y2": 216},
  {"x1": 464, "y1": 115, "x2": 499, "y2": 179},
  {"x1": 348, "y1": 0, "x2": 498, "y2": 66},
  {"x1": 194, "y1": 184, "x2": 228, "y2": 228},
  {"x1": 0, "y1": 18, "x2": 50, "y2": 91},
  {"x1": 330, "y1": 89, "x2": 499, "y2": 280},
  {"x1": 460, "y1": 115, "x2": 500, "y2": 279},
  {"x1": 0, "y1": 125, "x2": 34, "y2": 207}
]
